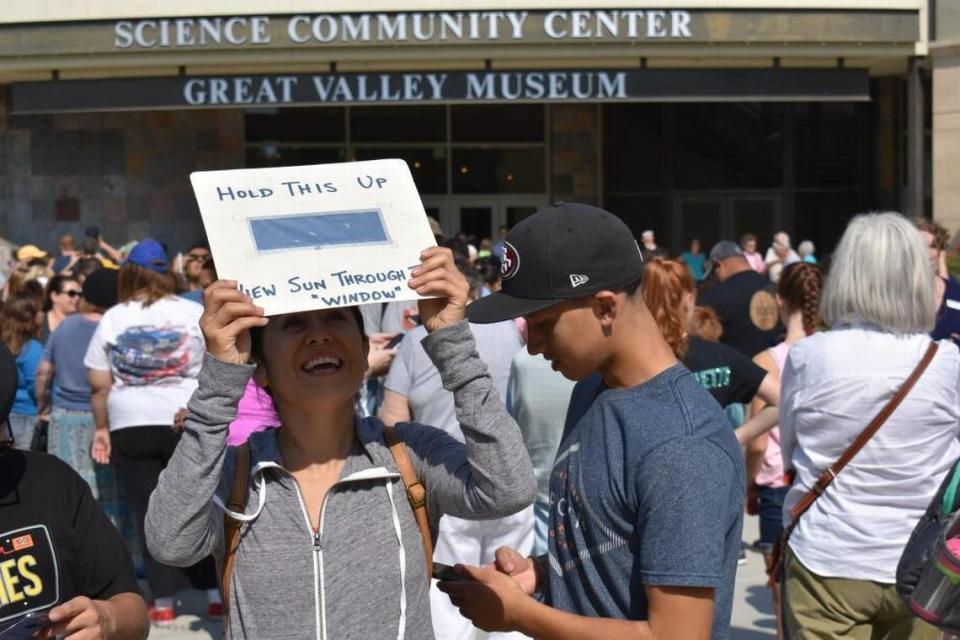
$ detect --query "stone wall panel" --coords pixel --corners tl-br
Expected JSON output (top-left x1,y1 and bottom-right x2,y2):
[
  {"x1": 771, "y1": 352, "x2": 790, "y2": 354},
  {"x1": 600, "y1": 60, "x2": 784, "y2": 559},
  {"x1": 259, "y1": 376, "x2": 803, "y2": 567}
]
[{"x1": 0, "y1": 105, "x2": 245, "y2": 250}]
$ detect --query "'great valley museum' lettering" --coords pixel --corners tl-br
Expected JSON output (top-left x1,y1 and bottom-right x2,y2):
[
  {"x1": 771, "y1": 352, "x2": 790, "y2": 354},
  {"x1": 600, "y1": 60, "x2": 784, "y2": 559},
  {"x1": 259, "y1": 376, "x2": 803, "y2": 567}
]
[
  {"x1": 115, "y1": 10, "x2": 693, "y2": 48},
  {"x1": 9, "y1": 69, "x2": 868, "y2": 113},
  {"x1": 182, "y1": 72, "x2": 629, "y2": 105}
]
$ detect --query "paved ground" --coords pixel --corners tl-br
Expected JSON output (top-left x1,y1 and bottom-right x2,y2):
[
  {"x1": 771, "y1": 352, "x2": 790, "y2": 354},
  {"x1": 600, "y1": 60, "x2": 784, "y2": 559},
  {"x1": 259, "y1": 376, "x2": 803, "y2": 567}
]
[
  {"x1": 149, "y1": 516, "x2": 776, "y2": 639},
  {"x1": 730, "y1": 515, "x2": 778, "y2": 639}
]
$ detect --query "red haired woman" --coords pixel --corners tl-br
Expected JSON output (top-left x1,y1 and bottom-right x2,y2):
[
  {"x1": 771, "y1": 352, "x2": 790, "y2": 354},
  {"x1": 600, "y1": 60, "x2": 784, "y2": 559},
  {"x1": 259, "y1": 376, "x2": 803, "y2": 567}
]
[{"x1": 641, "y1": 258, "x2": 781, "y2": 443}]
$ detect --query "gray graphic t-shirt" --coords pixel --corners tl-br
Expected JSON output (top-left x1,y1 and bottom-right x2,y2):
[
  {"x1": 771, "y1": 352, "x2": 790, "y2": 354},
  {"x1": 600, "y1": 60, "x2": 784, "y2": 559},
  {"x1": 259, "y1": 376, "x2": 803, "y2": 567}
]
[{"x1": 547, "y1": 365, "x2": 744, "y2": 639}]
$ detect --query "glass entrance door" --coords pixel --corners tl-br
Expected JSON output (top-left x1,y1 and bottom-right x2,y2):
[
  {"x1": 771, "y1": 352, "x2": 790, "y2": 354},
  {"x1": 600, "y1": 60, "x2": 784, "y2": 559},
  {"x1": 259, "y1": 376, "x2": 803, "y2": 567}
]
[
  {"x1": 672, "y1": 194, "x2": 781, "y2": 252},
  {"x1": 423, "y1": 195, "x2": 547, "y2": 241},
  {"x1": 459, "y1": 204, "x2": 495, "y2": 242}
]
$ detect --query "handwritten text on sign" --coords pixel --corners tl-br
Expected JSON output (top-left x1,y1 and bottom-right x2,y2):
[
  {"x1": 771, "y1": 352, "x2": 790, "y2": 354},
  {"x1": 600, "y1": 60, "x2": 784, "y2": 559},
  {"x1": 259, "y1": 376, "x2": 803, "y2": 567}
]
[{"x1": 190, "y1": 159, "x2": 437, "y2": 316}]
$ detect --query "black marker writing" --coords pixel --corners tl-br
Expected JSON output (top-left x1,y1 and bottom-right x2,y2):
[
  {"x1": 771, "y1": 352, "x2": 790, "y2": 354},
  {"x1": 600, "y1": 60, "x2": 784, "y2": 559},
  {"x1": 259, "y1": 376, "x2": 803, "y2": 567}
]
[{"x1": 331, "y1": 269, "x2": 406, "y2": 287}]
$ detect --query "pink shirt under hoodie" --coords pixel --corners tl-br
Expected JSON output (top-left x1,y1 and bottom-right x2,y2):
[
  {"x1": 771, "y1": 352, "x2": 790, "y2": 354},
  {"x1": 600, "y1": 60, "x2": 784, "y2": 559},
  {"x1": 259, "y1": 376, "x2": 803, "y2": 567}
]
[{"x1": 228, "y1": 379, "x2": 280, "y2": 446}]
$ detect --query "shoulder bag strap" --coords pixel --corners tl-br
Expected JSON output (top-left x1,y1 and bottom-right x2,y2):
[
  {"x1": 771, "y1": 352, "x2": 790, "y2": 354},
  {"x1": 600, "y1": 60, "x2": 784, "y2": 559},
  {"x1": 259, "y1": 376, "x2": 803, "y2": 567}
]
[
  {"x1": 221, "y1": 442, "x2": 251, "y2": 613},
  {"x1": 383, "y1": 425, "x2": 433, "y2": 582},
  {"x1": 769, "y1": 341, "x2": 939, "y2": 582}
]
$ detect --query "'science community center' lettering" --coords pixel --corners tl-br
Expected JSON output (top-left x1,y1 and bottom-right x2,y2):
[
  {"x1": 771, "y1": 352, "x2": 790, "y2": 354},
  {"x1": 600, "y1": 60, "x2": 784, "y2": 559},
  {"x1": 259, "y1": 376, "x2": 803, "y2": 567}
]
[{"x1": 114, "y1": 10, "x2": 694, "y2": 48}]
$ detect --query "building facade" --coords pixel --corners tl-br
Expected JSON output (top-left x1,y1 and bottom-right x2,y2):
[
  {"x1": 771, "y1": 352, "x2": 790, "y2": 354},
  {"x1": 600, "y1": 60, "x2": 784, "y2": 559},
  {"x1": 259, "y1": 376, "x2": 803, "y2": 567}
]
[
  {"x1": 932, "y1": 0, "x2": 960, "y2": 239},
  {"x1": 0, "y1": 1, "x2": 930, "y2": 254}
]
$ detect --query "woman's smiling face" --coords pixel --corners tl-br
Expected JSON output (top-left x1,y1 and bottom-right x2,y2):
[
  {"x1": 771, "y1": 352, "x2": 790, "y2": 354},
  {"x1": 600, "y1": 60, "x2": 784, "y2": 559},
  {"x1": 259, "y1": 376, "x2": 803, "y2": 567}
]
[{"x1": 253, "y1": 307, "x2": 369, "y2": 410}]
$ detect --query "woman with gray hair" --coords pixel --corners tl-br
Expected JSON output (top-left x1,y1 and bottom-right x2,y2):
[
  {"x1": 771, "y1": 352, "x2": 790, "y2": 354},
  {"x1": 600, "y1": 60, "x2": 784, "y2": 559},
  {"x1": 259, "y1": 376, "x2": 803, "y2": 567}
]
[{"x1": 779, "y1": 212, "x2": 959, "y2": 639}]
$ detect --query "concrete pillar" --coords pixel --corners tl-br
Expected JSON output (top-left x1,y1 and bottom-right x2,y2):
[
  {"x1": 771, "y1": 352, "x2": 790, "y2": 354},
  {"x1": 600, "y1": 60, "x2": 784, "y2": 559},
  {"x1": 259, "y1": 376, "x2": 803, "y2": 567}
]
[
  {"x1": 905, "y1": 56, "x2": 926, "y2": 217},
  {"x1": 932, "y1": 44, "x2": 960, "y2": 237}
]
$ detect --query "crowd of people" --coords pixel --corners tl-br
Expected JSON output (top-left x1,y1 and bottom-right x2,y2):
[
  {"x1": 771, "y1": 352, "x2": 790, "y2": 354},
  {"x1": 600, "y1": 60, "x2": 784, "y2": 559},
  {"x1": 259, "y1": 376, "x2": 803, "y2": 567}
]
[{"x1": 0, "y1": 205, "x2": 958, "y2": 640}]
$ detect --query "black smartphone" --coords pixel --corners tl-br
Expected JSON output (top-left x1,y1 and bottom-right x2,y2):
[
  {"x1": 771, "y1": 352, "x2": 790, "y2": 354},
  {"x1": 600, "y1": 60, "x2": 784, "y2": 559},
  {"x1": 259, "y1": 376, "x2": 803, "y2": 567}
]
[
  {"x1": 84, "y1": 225, "x2": 100, "y2": 239},
  {"x1": 386, "y1": 334, "x2": 405, "y2": 349},
  {"x1": 432, "y1": 562, "x2": 473, "y2": 583},
  {"x1": 0, "y1": 611, "x2": 52, "y2": 640}
]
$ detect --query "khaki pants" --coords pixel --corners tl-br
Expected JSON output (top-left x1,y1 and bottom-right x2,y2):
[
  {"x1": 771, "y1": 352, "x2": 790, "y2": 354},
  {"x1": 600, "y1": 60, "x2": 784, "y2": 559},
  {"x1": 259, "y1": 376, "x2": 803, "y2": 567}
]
[{"x1": 784, "y1": 547, "x2": 941, "y2": 640}]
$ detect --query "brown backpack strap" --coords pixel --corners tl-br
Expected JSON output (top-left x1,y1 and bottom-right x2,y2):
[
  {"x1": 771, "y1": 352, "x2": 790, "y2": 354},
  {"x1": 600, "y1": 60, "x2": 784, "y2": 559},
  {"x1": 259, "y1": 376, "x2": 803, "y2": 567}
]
[
  {"x1": 383, "y1": 426, "x2": 433, "y2": 582},
  {"x1": 221, "y1": 443, "x2": 251, "y2": 613},
  {"x1": 768, "y1": 341, "x2": 939, "y2": 584}
]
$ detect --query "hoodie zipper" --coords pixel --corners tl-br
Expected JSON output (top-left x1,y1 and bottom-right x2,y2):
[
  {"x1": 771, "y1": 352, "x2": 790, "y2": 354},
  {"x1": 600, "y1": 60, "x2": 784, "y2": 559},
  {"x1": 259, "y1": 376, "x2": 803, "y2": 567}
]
[
  {"x1": 287, "y1": 467, "x2": 404, "y2": 640},
  {"x1": 289, "y1": 479, "x2": 323, "y2": 640},
  {"x1": 317, "y1": 494, "x2": 332, "y2": 640}
]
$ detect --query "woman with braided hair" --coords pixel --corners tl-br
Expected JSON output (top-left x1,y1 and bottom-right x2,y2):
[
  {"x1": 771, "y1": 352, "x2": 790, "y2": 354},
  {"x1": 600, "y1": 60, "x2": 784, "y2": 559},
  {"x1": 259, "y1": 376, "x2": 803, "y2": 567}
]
[{"x1": 746, "y1": 261, "x2": 822, "y2": 640}]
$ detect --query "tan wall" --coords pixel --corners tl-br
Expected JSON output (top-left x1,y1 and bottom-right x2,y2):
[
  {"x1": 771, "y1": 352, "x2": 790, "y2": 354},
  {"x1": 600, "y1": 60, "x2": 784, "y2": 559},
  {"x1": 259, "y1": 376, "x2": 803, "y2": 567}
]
[
  {"x1": 936, "y1": 0, "x2": 960, "y2": 42},
  {"x1": 933, "y1": 44, "x2": 960, "y2": 236}
]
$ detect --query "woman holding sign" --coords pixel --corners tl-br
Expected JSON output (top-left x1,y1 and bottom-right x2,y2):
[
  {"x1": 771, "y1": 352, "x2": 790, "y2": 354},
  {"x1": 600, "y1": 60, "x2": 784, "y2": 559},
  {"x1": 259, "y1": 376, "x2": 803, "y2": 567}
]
[{"x1": 145, "y1": 247, "x2": 536, "y2": 639}]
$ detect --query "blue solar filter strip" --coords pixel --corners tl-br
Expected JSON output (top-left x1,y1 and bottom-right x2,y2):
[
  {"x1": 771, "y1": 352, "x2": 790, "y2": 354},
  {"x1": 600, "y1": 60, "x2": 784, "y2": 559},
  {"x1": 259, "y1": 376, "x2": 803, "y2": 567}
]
[{"x1": 249, "y1": 209, "x2": 389, "y2": 252}]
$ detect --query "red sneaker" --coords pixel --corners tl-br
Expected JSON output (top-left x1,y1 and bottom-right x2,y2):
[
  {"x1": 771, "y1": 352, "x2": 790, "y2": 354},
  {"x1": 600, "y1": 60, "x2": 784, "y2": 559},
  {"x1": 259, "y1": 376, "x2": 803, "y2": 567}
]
[
  {"x1": 207, "y1": 603, "x2": 224, "y2": 618},
  {"x1": 148, "y1": 605, "x2": 175, "y2": 626}
]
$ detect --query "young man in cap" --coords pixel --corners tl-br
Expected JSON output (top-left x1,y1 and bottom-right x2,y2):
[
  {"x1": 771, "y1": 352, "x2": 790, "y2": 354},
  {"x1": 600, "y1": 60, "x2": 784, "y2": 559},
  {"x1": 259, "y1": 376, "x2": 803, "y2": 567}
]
[{"x1": 440, "y1": 203, "x2": 745, "y2": 639}]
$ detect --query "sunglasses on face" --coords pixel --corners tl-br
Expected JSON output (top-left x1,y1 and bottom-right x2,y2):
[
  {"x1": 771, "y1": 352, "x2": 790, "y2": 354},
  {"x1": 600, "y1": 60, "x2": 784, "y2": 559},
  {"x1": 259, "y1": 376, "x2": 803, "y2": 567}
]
[{"x1": 59, "y1": 290, "x2": 82, "y2": 298}]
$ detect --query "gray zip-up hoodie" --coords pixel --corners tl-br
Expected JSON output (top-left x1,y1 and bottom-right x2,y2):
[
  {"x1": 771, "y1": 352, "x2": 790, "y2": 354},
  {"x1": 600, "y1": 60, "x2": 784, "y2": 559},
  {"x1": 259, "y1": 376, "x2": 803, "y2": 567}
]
[{"x1": 145, "y1": 321, "x2": 535, "y2": 640}]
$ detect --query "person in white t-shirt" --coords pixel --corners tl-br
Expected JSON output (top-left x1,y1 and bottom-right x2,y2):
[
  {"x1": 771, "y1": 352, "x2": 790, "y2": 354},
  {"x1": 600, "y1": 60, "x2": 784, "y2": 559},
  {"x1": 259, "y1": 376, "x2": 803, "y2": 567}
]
[
  {"x1": 84, "y1": 238, "x2": 220, "y2": 625},
  {"x1": 779, "y1": 213, "x2": 956, "y2": 639}
]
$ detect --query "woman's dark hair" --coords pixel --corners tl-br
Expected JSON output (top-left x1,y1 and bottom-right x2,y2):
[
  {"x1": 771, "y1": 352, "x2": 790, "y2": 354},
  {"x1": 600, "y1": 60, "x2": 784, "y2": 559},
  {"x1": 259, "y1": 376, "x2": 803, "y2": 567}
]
[
  {"x1": 454, "y1": 258, "x2": 484, "y2": 298},
  {"x1": 81, "y1": 237, "x2": 100, "y2": 257},
  {"x1": 1, "y1": 293, "x2": 42, "y2": 356},
  {"x1": 73, "y1": 258, "x2": 103, "y2": 281},
  {"x1": 474, "y1": 257, "x2": 502, "y2": 287},
  {"x1": 443, "y1": 238, "x2": 470, "y2": 262},
  {"x1": 43, "y1": 274, "x2": 79, "y2": 312},
  {"x1": 117, "y1": 262, "x2": 178, "y2": 306},
  {"x1": 778, "y1": 262, "x2": 823, "y2": 336},
  {"x1": 6, "y1": 272, "x2": 44, "y2": 302}
]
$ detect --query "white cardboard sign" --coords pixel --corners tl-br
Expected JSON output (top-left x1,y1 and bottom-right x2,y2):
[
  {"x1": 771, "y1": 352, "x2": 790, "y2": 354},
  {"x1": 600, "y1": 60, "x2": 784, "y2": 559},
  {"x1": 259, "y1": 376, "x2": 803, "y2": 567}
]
[{"x1": 190, "y1": 159, "x2": 437, "y2": 316}]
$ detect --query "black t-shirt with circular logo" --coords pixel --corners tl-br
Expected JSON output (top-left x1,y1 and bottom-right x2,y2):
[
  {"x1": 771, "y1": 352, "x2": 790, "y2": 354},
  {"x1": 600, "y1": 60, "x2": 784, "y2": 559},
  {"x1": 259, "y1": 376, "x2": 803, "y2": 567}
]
[
  {"x1": 699, "y1": 270, "x2": 783, "y2": 358},
  {"x1": 0, "y1": 450, "x2": 140, "y2": 634}
]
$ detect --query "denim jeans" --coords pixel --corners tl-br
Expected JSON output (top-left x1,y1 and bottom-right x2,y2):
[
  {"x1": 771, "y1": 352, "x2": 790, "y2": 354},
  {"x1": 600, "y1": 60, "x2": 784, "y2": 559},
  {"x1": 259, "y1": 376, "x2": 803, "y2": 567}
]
[
  {"x1": 757, "y1": 484, "x2": 790, "y2": 554},
  {"x1": 9, "y1": 413, "x2": 37, "y2": 450}
]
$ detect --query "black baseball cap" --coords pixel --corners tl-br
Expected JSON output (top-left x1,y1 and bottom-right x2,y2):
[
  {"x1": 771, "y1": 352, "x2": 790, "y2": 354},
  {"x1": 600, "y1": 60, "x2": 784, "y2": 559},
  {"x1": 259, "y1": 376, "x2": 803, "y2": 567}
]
[
  {"x1": 82, "y1": 267, "x2": 119, "y2": 309},
  {"x1": 467, "y1": 203, "x2": 645, "y2": 324}
]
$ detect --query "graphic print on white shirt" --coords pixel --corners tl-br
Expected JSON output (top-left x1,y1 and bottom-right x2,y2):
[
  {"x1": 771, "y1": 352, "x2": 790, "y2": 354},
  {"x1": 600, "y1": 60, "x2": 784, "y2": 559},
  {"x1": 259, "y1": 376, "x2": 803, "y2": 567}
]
[
  {"x1": 110, "y1": 325, "x2": 197, "y2": 386},
  {"x1": 83, "y1": 297, "x2": 205, "y2": 430}
]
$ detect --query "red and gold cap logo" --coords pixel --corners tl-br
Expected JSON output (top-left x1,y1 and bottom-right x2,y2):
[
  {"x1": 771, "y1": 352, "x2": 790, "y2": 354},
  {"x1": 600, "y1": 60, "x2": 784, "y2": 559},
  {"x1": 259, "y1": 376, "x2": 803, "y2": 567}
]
[{"x1": 501, "y1": 241, "x2": 520, "y2": 281}]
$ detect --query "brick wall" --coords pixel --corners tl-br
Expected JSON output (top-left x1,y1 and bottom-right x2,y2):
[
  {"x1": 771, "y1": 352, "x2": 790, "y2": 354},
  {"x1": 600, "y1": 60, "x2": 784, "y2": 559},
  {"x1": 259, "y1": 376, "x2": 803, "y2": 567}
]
[{"x1": 0, "y1": 92, "x2": 244, "y2": 254}]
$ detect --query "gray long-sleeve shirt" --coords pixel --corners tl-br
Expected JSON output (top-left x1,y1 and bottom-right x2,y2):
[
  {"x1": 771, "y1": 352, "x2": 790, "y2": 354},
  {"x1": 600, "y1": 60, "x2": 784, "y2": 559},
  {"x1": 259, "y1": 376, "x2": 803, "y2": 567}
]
[{"x1": 145, "y1": 321, "x2": 535, "y2": 640}]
